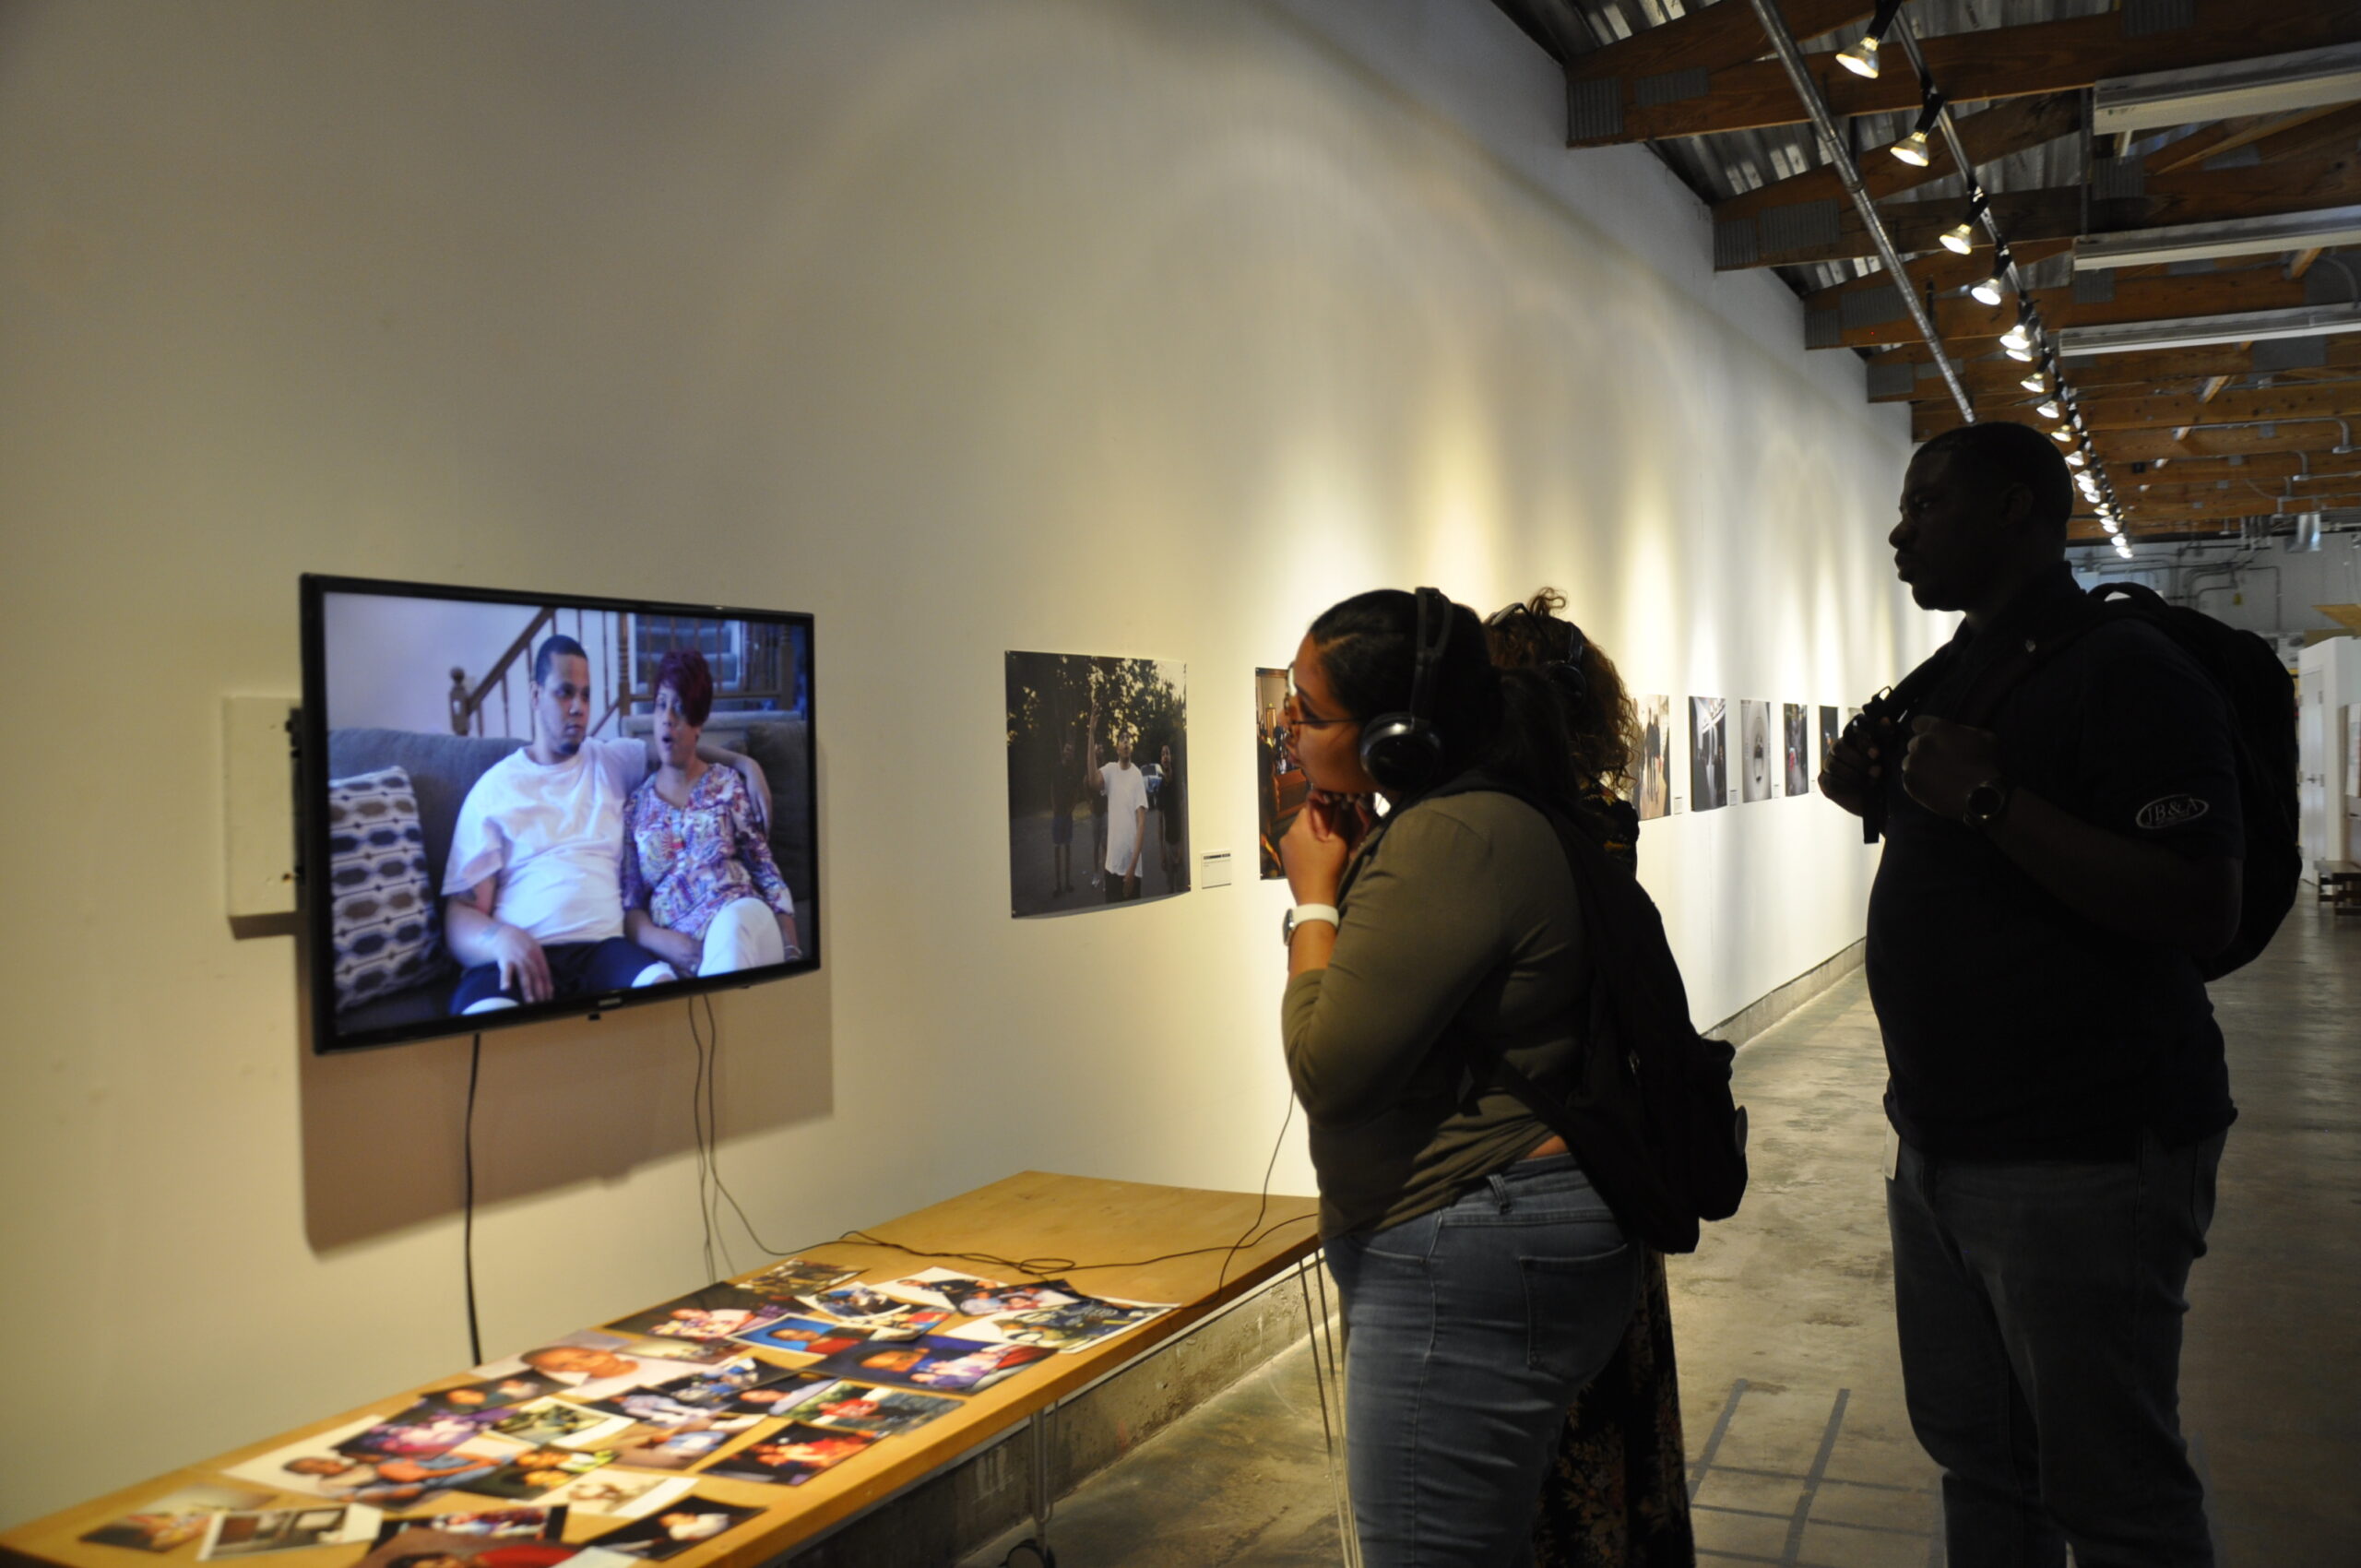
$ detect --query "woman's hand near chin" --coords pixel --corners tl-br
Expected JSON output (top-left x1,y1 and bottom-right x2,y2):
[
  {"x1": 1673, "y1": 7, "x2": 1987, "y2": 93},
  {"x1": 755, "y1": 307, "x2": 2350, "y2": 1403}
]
[{"x1": 1281, "y1": 790, "x2": 1363, "y2": 906}]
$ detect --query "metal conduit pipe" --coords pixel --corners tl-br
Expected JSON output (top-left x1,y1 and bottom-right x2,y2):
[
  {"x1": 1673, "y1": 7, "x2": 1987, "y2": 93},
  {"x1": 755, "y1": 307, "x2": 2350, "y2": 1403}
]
[{"x1": 1745, "y1": 0, "x2": 1975, "y2": 424}]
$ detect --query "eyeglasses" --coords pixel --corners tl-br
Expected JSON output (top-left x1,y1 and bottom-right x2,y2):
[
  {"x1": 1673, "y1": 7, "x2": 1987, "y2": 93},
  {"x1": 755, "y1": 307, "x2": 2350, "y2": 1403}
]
[{"x1": 1282, "y1": 667, "x2": 1353, "y2": 730}]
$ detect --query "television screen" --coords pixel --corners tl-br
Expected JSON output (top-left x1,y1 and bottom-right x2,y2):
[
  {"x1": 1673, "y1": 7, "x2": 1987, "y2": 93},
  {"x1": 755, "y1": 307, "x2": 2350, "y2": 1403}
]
[{"x1": 299, "y1": 576, "x2": 817, "y2": 1052}]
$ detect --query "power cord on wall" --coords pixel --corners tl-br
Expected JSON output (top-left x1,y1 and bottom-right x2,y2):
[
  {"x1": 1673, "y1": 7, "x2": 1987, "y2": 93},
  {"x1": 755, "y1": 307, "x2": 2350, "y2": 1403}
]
[{"x1": 462, "y1": 1032, "x2": 484, "y2": 1367}]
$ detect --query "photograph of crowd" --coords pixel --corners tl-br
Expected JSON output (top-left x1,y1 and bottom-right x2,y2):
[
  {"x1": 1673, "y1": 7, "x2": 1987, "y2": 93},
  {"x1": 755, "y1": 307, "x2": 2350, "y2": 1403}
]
[
  {"x1": 1739, "y1": 700, "x2": 1774, "y2": 803},
  {"x1": 1783, "y1": 703, "x2": 1811, "y2": 796},
  {"x1": 1256, "y1": 667, "x2": 1311, "y2": 878},
  {"x1": 1633, "y1": 695, "x2": 1671, "y2": 821},
  {"x1": 1005, "y1": 652, "x2": 1190, "y2": 916},
  {"x1": 315, "y1": 589, "x2": 815, "y2": 1047},
  {"x1": 1690, "y1": 697, "x2": 1727, "y2": 812}
]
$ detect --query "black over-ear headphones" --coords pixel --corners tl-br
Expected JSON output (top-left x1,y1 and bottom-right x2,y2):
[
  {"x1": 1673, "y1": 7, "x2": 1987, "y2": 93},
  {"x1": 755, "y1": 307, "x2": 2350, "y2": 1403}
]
[
  {"x1": 1548, "y1": 619, "x2": 1590, "y2": 703},
  {"x1": 1358, "y1": 587, "x2": 1452, "y2": 795}
]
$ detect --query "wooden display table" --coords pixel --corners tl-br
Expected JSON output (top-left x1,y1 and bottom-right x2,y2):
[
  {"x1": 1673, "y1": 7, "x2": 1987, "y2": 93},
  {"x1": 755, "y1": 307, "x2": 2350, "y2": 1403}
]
[{"x1": 1, "y1": 1171, "x2": 1322, "y2": 1568}]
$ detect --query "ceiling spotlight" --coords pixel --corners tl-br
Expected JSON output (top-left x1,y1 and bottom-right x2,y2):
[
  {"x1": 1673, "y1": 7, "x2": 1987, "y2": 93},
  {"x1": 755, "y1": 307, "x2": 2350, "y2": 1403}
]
[
  {"x1": 2053, "y1": 426, "x2": 2076, "y2": 442},
  {"x1": 2022, "y1": 367, "x2": 2050, "y2": 393},
  {"x1": 2038, "y1": 398, "x2": 2062, "y2": 419},
  {"x1": 2069, "y1": 451, "x2": 2088, "y2": 468},
  {"x1": 1971, "y1": 244, "x2": 2012, "y2": 308},
  {"x1": 1999, "y1": 321, "x2": 2033, "y2": 354},
  {"x1": 2006, "y1": 340, "x2": 2036, "y2": 362},
  {"x1": 1892, "y1": 76, "x2": 1945, "y2": 167},
  {"x1": 1836, "y1": 0, "x2": 1906, "y2": 78}
]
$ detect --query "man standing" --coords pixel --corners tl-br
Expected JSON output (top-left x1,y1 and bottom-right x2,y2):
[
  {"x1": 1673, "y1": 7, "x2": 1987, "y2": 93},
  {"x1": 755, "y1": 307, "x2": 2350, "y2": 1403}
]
[
  {"x1": 1049, "y1": 737, "x2": 1079, "y2": 897},
  {"x1": 1087, "y1": 728, "x2": 1150, "y2": 904},
  {"x1": 1821, "y1": 422, "x2": 2242, "y2": 1568}
]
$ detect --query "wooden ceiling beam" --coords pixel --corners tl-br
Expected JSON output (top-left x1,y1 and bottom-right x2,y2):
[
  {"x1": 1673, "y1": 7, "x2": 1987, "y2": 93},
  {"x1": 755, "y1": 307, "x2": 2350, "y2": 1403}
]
[
  {"x1": 1829, "y1": 264, "x2": 2319, "y2": 350},
  {"x1": 1571, "y1": 3, "x2": 2361, "y2": 148},
  {"x1": 1715, "y1": 94, "x2": 2081, "y2": 222},
  {"x1": 1804, "y1": 239, "x2": 2071, "y2": 310},
  {"x1": 1566, "y1": 0, "x2": 1870, "y2": 86},
  {"x1": 1914, "y1": 380, "x2": 2361, "y2": 441},
  {"x1": 2248, "y1": 101, "x2": 2361, "y2": 166},
  {"x1": 2111, "y1": 450, "x2": 2361, "y2": 483},
  {"x1": 2144, "y1": 106, "x2": 2347, "y2": 174},
  {"x1": 1746, "y1": 148, "x2": 2361, "y2": 268},
  {"x1": 2094, "y1": 422, "x2": 2356, "y2": 461}
]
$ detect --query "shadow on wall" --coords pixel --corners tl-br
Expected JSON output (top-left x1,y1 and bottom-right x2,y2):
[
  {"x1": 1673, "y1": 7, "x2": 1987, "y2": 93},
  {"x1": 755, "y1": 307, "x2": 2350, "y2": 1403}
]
[{"x1": 290, "y1": 954, "x2": 838, "y2": 1253}]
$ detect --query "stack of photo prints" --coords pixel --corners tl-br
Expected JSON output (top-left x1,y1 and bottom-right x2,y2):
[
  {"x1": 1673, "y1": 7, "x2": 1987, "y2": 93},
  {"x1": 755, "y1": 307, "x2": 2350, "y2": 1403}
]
[{"x1": 81, "y1": 1261, "x2": 1172, "y2": 1564}]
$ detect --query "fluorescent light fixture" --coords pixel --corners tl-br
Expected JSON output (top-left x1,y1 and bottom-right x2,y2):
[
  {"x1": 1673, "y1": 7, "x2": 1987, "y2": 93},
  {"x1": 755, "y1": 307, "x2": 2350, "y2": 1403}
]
[
  {"x1": 2092, "y1": 43, "x2": 2361, "y2": 137},
  {"x1": 2057, "y1": 303, "x2": 2361, "y2": 356},
  {"x1": 2072, "y1": 206, "x2": 2361, "y2": 272}
]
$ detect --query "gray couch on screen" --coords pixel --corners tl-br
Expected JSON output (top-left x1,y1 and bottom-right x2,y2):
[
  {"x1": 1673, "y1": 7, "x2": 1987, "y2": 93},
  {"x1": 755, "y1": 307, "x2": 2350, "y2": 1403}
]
[{"x1": 326, "y1": 719, "x2": 814, "y2": 1034}]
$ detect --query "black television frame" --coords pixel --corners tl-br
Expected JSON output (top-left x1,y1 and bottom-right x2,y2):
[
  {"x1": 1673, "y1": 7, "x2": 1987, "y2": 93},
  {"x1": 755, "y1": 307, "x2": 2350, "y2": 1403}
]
[{"x1": 299, "y1": 573, "x2": 820, "y2": 1053}]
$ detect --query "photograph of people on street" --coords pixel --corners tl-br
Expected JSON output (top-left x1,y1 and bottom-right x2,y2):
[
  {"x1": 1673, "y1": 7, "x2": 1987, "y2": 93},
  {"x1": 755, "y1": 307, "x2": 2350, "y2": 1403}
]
[
  {"x1": 1690, "y1": 696, "x2": 1726, "y2": 812},
  {"x1": 1633, "y1": 694, "x2": 1671, "y2": 821},
  {"x1": 1005, "y1": 651, "x2": 1189, "y2": 916},
  {"x1": 1740, "y1": 699, "x2": 1774, "y2": 802},
  {"x1": 1784, "y1": 702, "x2": 1811, "y2": 796}
]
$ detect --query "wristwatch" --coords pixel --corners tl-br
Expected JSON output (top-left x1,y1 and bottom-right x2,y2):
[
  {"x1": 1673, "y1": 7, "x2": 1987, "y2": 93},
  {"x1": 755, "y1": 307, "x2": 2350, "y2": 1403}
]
[
  {"x1": 1963, "y1": 778, "x2": 2015, "y2": 831},
  {"x1": 1282, "y1": 904, "x2": 1340, "y2": 944}
]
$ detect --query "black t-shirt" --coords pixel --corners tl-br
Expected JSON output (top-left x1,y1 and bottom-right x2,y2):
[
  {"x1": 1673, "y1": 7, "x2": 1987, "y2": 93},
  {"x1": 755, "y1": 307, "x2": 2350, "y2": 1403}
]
[{"x1": 1865, "y1": 568, "x2": 2243, "y2": 1161}]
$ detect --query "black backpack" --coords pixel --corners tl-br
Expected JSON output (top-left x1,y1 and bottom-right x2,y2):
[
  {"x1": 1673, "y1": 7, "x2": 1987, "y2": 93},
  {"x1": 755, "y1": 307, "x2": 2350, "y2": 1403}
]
[
  {"x1": 1381, "y1": 777, "x2": 1750, "y2": 1255},
  {"x1": 1859, "y1": 580, "x2": 2299, "y2": 982}
]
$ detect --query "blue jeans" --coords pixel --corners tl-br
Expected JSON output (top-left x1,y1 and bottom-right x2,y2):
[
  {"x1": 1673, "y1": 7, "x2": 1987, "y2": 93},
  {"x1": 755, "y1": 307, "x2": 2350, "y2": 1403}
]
[
  {"x1": 1325, "y1": 1154, "x2": 1639, "y2": 1568},
  {"x1": 1887, "y1": 1131, "x2": 2225, "y2": 1568}
]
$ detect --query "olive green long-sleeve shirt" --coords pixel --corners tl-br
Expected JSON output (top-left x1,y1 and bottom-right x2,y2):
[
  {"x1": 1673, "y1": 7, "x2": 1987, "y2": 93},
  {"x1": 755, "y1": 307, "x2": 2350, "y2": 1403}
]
[{"x1": 1281, "y1": 790, "x2": 1586, "y2": 1238}]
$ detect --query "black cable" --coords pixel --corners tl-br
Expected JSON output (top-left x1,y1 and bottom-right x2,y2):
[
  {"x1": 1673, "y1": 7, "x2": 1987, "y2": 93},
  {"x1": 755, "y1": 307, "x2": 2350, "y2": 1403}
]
[
  {"x1": 1217, "y1": 1093, "x2": 1296, "y2": 1290},
  {"x1": 462, "y1": 1033, "x2": 483, "y2": 1367},
  {"x1": 688, "y1": 1001, "x2": 717, "y2": 1282}
]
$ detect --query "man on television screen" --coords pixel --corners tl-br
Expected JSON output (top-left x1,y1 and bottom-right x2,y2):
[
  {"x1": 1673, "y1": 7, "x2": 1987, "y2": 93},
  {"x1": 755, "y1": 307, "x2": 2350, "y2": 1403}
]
[{"x1": 441, "y1": 635, "x2": 765, "y2": 1014}]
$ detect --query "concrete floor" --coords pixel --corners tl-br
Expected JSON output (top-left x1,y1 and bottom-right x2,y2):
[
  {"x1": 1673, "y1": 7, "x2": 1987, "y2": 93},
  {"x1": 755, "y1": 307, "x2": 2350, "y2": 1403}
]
[{"x1": 965, "y1": 903, "x2": 2361, "y2": 1567}]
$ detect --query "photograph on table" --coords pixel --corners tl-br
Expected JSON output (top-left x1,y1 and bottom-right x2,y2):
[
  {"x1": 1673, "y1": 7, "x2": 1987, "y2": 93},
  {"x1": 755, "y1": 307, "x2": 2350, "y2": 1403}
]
[
  {"x1": 1784, "y1": 703, "x2": 1810, "y2": 795},
  {"x1": 1688, "y1": 698, "x2": 1726, "y2": 812},
  {"x1": 1005, "y1": 651, "x2": 1189, "y2": 916},
  {"x1": 808, "y1": 1335, "x2": 1054, "y2": 1395},
  {"x1": 468, "y1": 1446, "x2": 615, "y2": 1502},
  {"x1": 800, "y1": 1285, "x2": 906, "y2": 1322},
  {"x1": 734, "y1": 1316, "x2": 891, "y2": 1360},
  {"x1": 411, "y1": 1374, "x2": 564, "y2": 1418},
  {"x1": 1739, "y1": 700, "x2": 1774, "y2": 802},
  {"x1": 226, "y1": 1420, "x2": 512, "y2": 1506},
  {"x1": 1256, "y1": 667, "x2": 1309, "y2": 878},
  {"x1": 599, "y1": 1425, "x2": 742, "y2": 1473},
  {"x1": 336, "y1": 1408, "x2": 512, "y2": 1460},
  {"x1": 772, "y1": 1380, "x2": 964, "y2": 1439},
  {"x1": 473, "y1": 1331, "x2": 723, "y2": 1404},
  {"x1": 197, "y1": 1508, "x2": 374, "y2": 1562},
  {"x1": 523, "y1": 1469, "x2": 695, "y2": 1520},
  {"x1": 737, "y1": 1259, "x2": 861, "y2": 1301},
  {"x1": 351, "y1": 1525, "x2": 580, "y2": 1568},
  {"x1": 490, "y1": 1399, "x2": 635, "y2": 1450},
  {"x1": 699, "y1": 1422, "x2": 879, "y2": 1487},
  {"x1": 879, "y1": 1268, "x2": 1082, "y2": 1318},
  {"x1": 1632, "y1": 695, "x2": 1671, "y2": 821},
  {"x1": 959, "y1": 1294, "x2": 1172, "y2": 1353},
  {"x1": 307, "y1": 583, "x2": 815, "y2": 1052},
  {"x1": 1819, "y1": 706, "x2": 1840, "y2": 774},
  {"x1": 606, "y1": 1285, "x2": 793, "y2": 1344},
  {"x1": 715, "y1": 1374, "x2": 830, "y2": 1417},
  {"x1": 574, "y1": 1496, "x2": 764, "y2": 1562},
  {"x1": 371, "y1": 1509, "x2": 567, "y2": 1547},
  {"x1": 613, "y1": 1357, "x2": 795, "y2": 1413},
  {"x1": 80, "y1": 1486, "x2": 278, "y2": 1553}
]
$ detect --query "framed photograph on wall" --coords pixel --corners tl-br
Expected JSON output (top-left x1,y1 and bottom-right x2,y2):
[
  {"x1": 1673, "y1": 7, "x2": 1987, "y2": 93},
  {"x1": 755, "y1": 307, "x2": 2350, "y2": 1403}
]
[
  {"x1": 1690, "y1": 697, "x2": 1726, "y2": 812},
  {"x1": 1005, "y1": 652, "x2": 1189, "y2": 915}
]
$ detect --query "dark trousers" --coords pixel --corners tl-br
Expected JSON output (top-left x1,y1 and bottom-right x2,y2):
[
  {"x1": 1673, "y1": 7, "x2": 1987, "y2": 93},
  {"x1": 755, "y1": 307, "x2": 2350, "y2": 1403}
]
[
  {"x1": 1103, "y1": 869, "x2": 1140, "y2": 904},
  {"x1": 1887, "y1": 1130, "x2": 2225, "y2": 1568},
  {"x1": 449, "y1": 936, "x2": 674, "y2": 1014}
]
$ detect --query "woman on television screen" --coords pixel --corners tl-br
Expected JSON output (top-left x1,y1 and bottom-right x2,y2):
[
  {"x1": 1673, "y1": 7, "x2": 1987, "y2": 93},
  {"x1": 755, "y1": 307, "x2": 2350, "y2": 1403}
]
[{"x1": 620, "y1": 649, "x2": 800, "y2": 975}]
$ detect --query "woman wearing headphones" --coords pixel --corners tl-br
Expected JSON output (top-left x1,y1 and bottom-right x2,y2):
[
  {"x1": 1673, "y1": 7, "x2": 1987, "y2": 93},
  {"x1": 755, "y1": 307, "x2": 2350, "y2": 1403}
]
[{"x1": 1279, "y1": 588, "x2": 1639, "y2": 1566}]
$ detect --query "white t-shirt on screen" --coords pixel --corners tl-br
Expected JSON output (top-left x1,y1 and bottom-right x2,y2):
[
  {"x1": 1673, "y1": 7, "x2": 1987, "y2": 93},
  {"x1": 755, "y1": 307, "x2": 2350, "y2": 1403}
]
[
  {"x1": 444, "y1": 736, "x2": 647, "y2": 944},
  {"x1": 1100, "y1": 761, "x2": 1150, "y2": 876}
]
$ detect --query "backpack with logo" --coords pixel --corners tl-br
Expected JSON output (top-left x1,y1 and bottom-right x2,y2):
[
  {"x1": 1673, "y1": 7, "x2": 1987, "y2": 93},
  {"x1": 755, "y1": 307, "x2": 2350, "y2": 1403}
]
[
  {"x1": 1856, "y1": 579, "x2": 2298, "y2": 981},
  {"x1": 1379, "y1": 776, "x2": 1750, "y2": 1254}
]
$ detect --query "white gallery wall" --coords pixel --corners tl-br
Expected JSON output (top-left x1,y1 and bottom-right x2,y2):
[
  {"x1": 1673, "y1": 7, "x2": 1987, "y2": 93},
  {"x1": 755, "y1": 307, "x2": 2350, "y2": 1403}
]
[{"x1": 0, "y1": 0, "x2": 1943, "y2": 1525}]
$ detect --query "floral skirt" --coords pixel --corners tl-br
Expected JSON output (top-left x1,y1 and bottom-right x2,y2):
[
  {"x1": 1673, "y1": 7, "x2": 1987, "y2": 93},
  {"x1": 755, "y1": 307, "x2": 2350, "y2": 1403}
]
[{"x1": 1528, "y1": 1249, "x2": 1696, "y2": 1566}]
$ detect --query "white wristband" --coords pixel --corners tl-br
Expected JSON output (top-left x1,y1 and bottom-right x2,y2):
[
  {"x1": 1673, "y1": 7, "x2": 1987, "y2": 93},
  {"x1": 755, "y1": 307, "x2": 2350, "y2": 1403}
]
[{"x1": 1282, "y1": 904, "x2": 1340, "y2": 944}]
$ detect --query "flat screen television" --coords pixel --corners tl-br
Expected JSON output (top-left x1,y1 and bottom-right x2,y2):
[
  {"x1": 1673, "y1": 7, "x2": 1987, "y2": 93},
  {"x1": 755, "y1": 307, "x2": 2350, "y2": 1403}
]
[{"x1": 299, "y1": 575, "x2": 818, "y2": 1052}]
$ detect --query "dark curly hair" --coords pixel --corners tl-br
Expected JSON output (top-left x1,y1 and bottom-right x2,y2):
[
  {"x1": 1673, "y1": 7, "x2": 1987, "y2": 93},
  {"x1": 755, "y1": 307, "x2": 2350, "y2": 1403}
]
[
  {"x1": 654, "y1": 648, "x2": 714, "y2": 727},
  {"x1": 1484, "y1": 588, "x2": 1640, "y2": 794}
]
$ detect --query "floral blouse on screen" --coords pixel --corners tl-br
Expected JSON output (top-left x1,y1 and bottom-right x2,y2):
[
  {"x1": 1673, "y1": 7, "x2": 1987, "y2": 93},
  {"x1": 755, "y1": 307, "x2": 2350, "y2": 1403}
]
[{"x1": 620, "y1": 765, "x2": 795, "y2": 940}]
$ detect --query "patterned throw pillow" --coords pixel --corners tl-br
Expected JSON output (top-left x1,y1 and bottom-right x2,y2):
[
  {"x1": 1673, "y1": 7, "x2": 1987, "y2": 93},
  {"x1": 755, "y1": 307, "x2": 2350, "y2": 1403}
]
[{"x1": 326, "y1": 766, "x2": 444, "y2": 1012}]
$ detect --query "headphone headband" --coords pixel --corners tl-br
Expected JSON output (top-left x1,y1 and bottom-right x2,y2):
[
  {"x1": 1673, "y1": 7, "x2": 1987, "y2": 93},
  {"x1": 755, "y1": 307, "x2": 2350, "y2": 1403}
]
[
  {"x1": 1406, "y1": 587, "x2": 1449, "y2": 728},
  {"x1": 1357, "y1": 587, "x2": 1454, "y2": 796}
]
